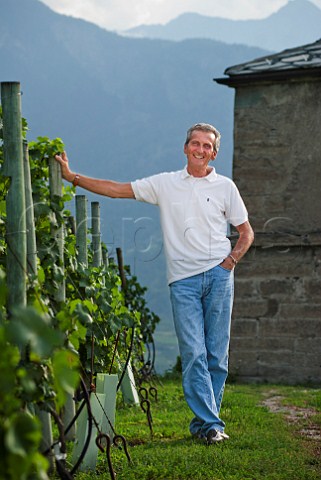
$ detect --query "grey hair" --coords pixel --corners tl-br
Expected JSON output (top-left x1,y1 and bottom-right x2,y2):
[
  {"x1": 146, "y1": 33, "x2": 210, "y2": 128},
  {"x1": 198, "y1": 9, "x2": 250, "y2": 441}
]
[{"x1": 185, "y1": 123, "x2": 221, "y2": 153}]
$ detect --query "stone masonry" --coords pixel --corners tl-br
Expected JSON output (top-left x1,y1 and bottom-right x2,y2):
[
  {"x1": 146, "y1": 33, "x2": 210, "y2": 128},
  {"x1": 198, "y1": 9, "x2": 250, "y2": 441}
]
[{"x1": 216, "y1": 40, "x2": 321, "y2": 384}]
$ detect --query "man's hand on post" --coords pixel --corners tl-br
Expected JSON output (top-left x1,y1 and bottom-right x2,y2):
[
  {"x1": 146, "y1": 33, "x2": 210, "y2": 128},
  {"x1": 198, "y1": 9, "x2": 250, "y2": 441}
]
[{"x1": 54, "y1": 151, "x2": 75, "y2": 183}]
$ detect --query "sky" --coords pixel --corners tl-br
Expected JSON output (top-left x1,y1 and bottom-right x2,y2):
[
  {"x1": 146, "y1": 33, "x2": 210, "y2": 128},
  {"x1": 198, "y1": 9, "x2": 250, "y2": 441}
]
[{"x1": 39, "y1": 0, "x2": 321, "y2": 31}]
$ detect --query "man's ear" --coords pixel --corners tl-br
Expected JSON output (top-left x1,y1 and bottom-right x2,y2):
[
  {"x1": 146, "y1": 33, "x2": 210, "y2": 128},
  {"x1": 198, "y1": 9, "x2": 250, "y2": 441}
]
[
  {"x1": 183, "y1": 143, "x2": 188, "y2": 155},
  {"x1": 211, "y1": 151, "x2": 217, "y2": 160}
]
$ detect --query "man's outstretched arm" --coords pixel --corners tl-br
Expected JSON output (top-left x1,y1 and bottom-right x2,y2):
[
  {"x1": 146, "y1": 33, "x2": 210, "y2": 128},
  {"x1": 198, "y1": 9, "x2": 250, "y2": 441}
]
[{"x1": 54, "y1": 151, "x2": 135, "y2": 199}]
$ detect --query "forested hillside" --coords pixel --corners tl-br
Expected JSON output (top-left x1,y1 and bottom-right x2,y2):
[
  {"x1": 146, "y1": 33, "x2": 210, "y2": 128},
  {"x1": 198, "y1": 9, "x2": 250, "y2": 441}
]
[{"x1": 0, "y1": 0, "x2": 271, "y2": 370}]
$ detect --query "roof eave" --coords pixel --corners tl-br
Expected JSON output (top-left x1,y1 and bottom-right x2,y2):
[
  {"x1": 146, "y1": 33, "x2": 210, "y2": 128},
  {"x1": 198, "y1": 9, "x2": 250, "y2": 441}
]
[{"x1": 214, "y1": 66, "x2": 321, "y2": 87}]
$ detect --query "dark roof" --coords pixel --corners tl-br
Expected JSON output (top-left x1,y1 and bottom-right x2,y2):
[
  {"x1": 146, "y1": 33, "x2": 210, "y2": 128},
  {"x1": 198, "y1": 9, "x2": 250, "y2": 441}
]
[{"x1": 215, "y1": 38, "x2": 321, "y2": 85}]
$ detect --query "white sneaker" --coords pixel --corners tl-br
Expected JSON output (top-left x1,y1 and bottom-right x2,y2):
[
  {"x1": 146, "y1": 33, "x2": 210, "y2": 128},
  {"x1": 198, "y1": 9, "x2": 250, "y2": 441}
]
[{"x1": 206, "y1": 429, "x2": 224, "y2": 445}]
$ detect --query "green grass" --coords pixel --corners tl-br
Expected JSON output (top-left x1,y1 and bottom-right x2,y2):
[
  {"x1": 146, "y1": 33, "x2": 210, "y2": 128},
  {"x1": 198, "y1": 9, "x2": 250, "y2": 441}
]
[{"x1": 76, "y1": 378, "x2": 321, "y2": 480}]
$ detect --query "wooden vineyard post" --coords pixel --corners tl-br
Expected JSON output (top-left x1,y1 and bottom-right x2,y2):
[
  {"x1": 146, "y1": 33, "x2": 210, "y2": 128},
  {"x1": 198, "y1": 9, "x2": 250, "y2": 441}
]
[
  {"x1": 91, "y1": 202, "x2": 119, "y2": 439},
  {"x1": 23, "y1": 141, "x2": 37, "y2": 276},
  {"x1": 75, "y1": 195, "x2": 88, "y2": 266},
  {"x1": 48, "y1": 157, "x2": 77, "y2": 442},
  {"x1": 102, "y1": 246, "x2": 109, "y2": 267},
  {"x1": 116, "y1": 247, "x2": 140, "y2": 405},
  {"x1": 73, "y1": 195, "x2": 106, "y2": 471},
  {"x1": 0, "y1": 81, "x2": 26, "y2": 310},
  {"x1": 48, "y1": 157, "x2": 65, "y2": 303},
  {"x1": 24, "y1": 142, "x2": 54, "y2": 469},
  {"x1": 116, "y1": 246, "x2": 127, "y2": 291},
  {"x1": 91, "y1": 201, "x2": 102, "y2": 268}
]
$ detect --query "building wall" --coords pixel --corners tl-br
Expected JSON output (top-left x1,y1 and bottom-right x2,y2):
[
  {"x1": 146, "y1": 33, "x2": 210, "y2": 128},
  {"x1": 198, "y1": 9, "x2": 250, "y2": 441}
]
[{"x1": 229, "y1": 76, "x2": 321, "y2": 384}]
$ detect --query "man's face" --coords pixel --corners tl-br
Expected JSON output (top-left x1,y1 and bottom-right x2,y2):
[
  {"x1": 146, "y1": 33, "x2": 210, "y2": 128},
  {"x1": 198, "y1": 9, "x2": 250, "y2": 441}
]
[{"x1": 184, "y1": 130, "x2": 217, "y2": 171}]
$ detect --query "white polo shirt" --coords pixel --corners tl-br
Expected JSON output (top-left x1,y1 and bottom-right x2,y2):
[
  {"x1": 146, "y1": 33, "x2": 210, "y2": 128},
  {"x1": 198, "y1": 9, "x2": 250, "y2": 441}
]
[{"x1": 131, "y1": 167, "x2": 248, "y2": 284}]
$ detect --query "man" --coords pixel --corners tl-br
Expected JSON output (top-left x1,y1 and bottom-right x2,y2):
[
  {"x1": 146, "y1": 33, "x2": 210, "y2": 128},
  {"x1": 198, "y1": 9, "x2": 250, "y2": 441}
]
[{"x1": 55, "y1": 123, "x2": 254, "y2": 445}]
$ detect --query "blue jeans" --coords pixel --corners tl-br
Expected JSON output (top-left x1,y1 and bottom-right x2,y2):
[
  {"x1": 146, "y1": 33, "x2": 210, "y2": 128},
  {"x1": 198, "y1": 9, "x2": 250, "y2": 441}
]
[{"x1": 169, "y1": 265, "x2": 234, "y2": 436}]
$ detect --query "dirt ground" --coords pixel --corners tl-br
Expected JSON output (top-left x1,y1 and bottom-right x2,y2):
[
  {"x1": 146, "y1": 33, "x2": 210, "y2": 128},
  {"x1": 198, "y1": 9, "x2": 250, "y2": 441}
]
[{"x1": 260, "y1": 390, "x2": 321, "y2": 458}]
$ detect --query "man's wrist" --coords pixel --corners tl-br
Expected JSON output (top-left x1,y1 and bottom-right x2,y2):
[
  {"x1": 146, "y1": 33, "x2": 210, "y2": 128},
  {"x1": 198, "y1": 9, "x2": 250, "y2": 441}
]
[
  {"x1": 228, "y1": 254, "x2": 238, "y2": 266},
  {"x1": 72, "y1": 174, "x2": 80, "y2": 187},
  {"x1": 63, "y1": 172, "x2": 76, "y2": 183}
]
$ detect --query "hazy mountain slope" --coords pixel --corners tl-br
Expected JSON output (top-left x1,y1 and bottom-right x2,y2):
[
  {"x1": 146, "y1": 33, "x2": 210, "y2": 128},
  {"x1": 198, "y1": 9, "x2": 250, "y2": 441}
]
[
  {"x1": 125, "y1": 0, "x2": 321, "y2": 52},
  {"x1": 0, "y1": 0, "x2": 270, "y2": 371}
]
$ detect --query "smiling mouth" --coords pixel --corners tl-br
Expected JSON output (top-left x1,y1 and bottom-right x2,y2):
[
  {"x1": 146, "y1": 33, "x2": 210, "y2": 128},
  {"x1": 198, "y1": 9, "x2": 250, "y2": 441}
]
[{"x1": 194, "y1": 154, "x2": 204, "y2": 159}]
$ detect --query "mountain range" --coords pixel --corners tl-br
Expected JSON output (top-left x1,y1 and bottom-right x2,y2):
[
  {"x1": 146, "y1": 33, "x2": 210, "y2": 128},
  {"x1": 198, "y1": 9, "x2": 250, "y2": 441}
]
[
  {"x1": 124, "y1": 0, "x2": 321, "y2": 52},
  {"x1": 1, "y1": 0, "x2": 320, "y2": 371}
]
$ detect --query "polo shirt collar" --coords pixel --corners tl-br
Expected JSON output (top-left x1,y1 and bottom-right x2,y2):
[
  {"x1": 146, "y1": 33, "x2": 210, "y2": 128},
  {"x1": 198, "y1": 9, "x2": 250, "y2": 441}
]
[{"x1": 181, "y1": 166, "x2": 217, "y2": 182}]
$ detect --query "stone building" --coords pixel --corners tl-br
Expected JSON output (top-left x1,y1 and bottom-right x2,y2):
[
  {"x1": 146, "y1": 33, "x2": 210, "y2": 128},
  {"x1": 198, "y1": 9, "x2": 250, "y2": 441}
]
[{"x1": 216, "y1": 39, "x2": 321, "y2": 384}]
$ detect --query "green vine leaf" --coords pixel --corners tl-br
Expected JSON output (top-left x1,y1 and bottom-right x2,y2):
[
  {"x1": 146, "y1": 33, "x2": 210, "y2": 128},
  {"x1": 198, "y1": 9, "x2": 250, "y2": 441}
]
[
  {"x1": 0, "y1": 121, "x2": 160, "y2": 478},
  {"x1": 52, "y1": 349, "x2": 79, "y2": 409},
  {"x1": 4, "y1": 412, "x2": 49, "y2": 480},
  {"x1": 6, "y1": 307, "x2": 64, "y2": 359},
  {"x1": 5, "y1": 412, "x2": 42, "y2": 458}
]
